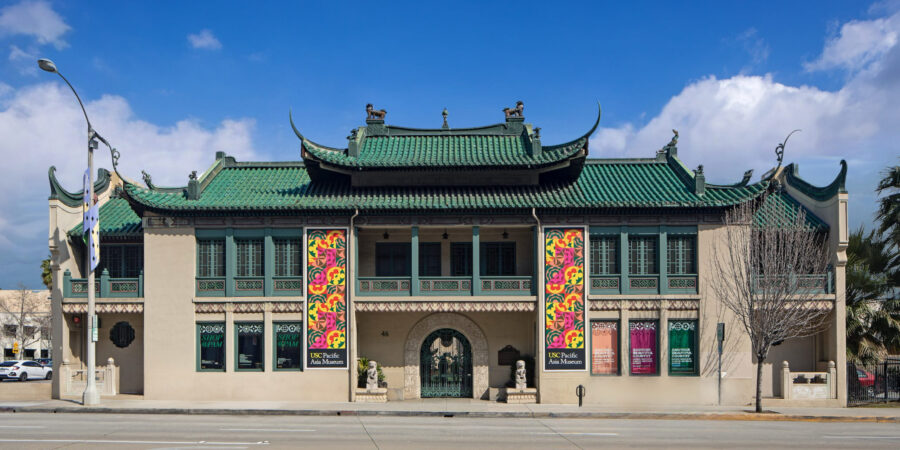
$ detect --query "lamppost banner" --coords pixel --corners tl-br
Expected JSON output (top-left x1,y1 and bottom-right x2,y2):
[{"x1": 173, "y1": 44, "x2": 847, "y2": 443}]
[{"x1": 544, "y1": 228, "x2": 586, "y2": 371}]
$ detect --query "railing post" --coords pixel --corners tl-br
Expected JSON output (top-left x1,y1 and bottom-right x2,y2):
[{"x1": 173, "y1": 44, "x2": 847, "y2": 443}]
[
  {"x1": 138, "y1": 269, "x2": 144, "y2": 297},
  {"x1": 782, "y1": 361, "x2": 791, "y2": 399},
  {"x1": 100, "y1": 268, "x2": 110, "y2": 298},
  {"x1": 63, "y1": 269, "x2": 72, "y2": 298},
  {"x1": 828, "y1": 361, "x2": 837, "y2": 399},
  {"x1": 472, "y1": 226, "x2": 481, "y2": 296},
  {"x1": 411, "y1": 226, "x2": 420, "y2": 296}
]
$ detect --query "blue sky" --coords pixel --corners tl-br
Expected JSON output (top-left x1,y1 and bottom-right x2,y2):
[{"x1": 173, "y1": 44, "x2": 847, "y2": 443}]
[{"x1": 1, "y1": 0, "x2": 898, "y2": 288}]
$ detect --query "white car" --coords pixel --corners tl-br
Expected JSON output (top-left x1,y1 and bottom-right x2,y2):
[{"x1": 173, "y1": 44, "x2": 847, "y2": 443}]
[{"x1": 0, "y1": 360, "x2": 52, "y2": 381}]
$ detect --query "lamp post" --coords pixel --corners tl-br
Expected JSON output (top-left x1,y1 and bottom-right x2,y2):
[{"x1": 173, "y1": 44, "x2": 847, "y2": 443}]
[{"x1": 38, "y1": 58, "x2": 100, "y2": 406}]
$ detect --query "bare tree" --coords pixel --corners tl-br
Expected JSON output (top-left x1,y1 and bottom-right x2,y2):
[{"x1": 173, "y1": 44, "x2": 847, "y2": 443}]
[
  {"x1": 711, "y1": 187, "x2": 832, "y2": 412},
  {"x1": 0, "y1": 284, "x2": 51, "y2": 360}
]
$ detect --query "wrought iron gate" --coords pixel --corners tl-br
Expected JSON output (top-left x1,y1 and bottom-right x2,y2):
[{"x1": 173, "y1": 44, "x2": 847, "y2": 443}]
[{"x1": 420, "y1": 328, "x2": 472, "y2": 398}]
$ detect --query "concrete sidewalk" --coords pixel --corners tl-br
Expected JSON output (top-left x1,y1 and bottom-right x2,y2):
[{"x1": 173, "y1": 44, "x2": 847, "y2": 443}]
[{"x1": 1, "y1": 398, "x2": 899, "y2": 422}]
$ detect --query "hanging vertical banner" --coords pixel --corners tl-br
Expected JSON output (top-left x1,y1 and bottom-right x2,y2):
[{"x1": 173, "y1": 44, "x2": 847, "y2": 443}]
[
  {"x1": 629, "y1": 321, "x2": 658, "y2": 375},
  {"x1": 306, "y1": 229, "x2": 348, "y2": 368},
  {"x1": 591, "y1": 321, "x2": 618, "y2": 375},
  {"x1": 669, "y1": 320, "x2": 697, "y2": 375},
  {"x1": 544, "y1": 228, "x2": 586, "y2": 371}
]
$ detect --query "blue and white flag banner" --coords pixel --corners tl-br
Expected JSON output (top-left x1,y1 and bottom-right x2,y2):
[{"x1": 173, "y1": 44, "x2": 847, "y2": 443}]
[{"x1": 83, "y1": 169, "x2": 100, "y2": 271}]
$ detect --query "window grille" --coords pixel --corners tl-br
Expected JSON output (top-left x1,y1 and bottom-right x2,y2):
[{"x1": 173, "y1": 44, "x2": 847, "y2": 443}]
[
  {"x1": 274, "y1": 238, "x2": 301, "y2": 277},
  {"x1": 628, "y1": 236, "x2": 658, "y2": 275},
  {"x1": 236, "y1": 239, "x2": 263, "y2": 277},
  {"x1": 197, "y1": 239, "x2": 225, "y2": 277},
  {"x1": 667, "y1": 235, "x2": 696, "y2": 275},
  {"x1": 590, "y1": 235, "x2": 618, "y2": 275}
]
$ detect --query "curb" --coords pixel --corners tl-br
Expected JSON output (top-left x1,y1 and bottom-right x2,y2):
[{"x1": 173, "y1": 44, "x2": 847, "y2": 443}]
[{"x1": 1, "y1": 406, "x2": 898, "y2": 423}]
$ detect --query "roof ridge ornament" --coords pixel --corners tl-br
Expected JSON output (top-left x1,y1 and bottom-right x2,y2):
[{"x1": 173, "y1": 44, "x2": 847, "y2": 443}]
[
  {"x1": 442, "y1": 108, "x2": 449, "y2": 129},
  {"x1": 366, "y1": 103, "x2": 386, "y2": 120},
  {"x1": 503, "y1": 101, "x2": 524, "y2": 119},
  {"x1": 775, "y1": 129, "x2": 801, "y2": 168},
  {"x1": 141, "y1": 170, "x2": 155, "y2": 189}
]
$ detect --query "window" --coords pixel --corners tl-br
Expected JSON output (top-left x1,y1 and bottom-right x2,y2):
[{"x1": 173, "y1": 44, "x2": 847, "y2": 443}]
[
  {"x1": 628, "y1": 236, "x2": 658, "y2": 275},
  {"x1": 24, "y1": 349, "x2": 35, "y2": 359},
  {"x1": 590, "y1": 235, "x2": 619, "y2": 275},
  {"x1": 667, "y1": 235, "x2": 696, "y2": 275},
  {"x1": 197, "y1": 240, "x2": 225, "y2": 277},
  {"x1": 99, "y1": 245, "x2": 143, "y2": 278},
  {"x1": 274, "y1": 322, "x2": 302, "y2": 370},
  {"x1": 40, "y1": 349, "x2": 49, "y2": 358},
  {"x1": 629, "y1": 320, "x2": 658, "y2": 375},
  {"x1": 375, "y1": 243, "x2": 411, "y2": 277},
  {"x1": 481, "y1": 242, "x2": 515, "y2": 276},
  {"x1": 236, "y1": 239, "x2": 263, "y2": 277},
  {"x1": 591, "y1": 320, "x2": 619, "y2": 375},
  {"x1": 274, "y1": 238, "x2": 302, "y2": 277},
  {"x1": 236, "y1": 322, "x2": 264, "y2": 371},
  {"x1": 450, "y1": 242, "x2": 472, "y2": 276},
  {"x1": 197, "y1": 322, "x2": 225, "y2": 371},
  {"x1": 419, "y1": 242, "x2": 441, "y2": 277},
  {"x1": 669, "y1": 320, "x2": 698, "y2": 375},
  {"x1": 3, "y1": 324, "x2": 15, "y2": 337},
  {"x1": 23, "y1": 326, "x2": 36, "y2": 337},
  {"x1": 3, "y1": 348, "x2": 13, "y2": 358}
]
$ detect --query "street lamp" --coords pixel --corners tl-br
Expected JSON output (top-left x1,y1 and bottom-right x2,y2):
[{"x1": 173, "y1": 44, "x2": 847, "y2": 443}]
[{"x1": 39, "y1": 58, "x2": 100, "y2": 406}]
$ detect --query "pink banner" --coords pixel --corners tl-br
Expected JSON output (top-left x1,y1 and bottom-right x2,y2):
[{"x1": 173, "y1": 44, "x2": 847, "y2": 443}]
[{"x1": 629, "y1": 321, "x2": 657, "y2": 375}]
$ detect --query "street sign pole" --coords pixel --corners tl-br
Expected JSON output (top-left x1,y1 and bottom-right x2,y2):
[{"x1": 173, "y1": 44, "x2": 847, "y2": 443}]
[{"x1": 717, "y1": 323, "x2": 725, "y2": 406}]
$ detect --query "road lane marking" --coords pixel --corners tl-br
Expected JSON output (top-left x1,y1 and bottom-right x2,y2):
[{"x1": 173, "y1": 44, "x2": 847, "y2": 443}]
[
  {"x1": 221, "y1": 428, "x2": 315, "y2": 432},
  {"x1": 824, "y1": 436, "x2": 900, "y2": 439},
  {"x1": 0, "y1": 438, "x2": 269, "y2": 445},
  {"x1": 530, "y1": 432, "x2": 619, "y2": 436},
  {"x1": 0, "y1": 425, "x2": 45, "y2": 429}
]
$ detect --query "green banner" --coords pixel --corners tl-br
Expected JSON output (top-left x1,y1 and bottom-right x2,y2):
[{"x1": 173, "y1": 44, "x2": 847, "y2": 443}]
[{"x1": 668, "y1": 320, "x2": 697, "y2": 375}]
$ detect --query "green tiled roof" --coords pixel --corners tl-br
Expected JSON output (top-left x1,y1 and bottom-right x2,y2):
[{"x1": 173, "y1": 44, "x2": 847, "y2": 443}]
[
  {"x1": 304, "y1": 134, "x2": 586, "y2": 168},
  {"x1": 755, "y1": 188, "x2": 828, "y2": 230},
  {"x1": 69, "y1": 197, "x2": 142, "y2": 238},
  {"x1": 124, "y1": 160, "x2": 771, "y2": 211}
]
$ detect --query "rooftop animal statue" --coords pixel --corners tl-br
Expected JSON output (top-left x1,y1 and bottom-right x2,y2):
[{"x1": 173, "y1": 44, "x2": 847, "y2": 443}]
[
  {"x1": 503, "y1": 101, "x2": 524, "y2": 118},
  {"x1": 366, "y1": 103, "x2": 386, "y2": 120}
]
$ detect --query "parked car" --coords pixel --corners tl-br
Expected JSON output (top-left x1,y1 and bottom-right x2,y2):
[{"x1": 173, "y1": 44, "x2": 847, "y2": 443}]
[
  {"x1": 34, "y1": 358, "x2": 52, "y2": 367},
  {"x1": 0, "y1": 360, "x2": 52, "y2": 381},
  {"x1": 857, "y1": 368, "x2": 875, "y2": 387}
]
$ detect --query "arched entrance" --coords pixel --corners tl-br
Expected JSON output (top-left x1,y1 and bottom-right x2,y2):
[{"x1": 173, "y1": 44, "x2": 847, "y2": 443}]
[
  {"x1": 420, "y1": 329, "x2": 472, "y2": 398},
  {"x1": 403, "y1": 313, "x2": 489, "y2": 399}
]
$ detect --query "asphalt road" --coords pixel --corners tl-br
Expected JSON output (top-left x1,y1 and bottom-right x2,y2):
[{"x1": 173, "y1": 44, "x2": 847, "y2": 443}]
[{"x1": 0, "y1": 412, "x2": 898, "y2": 449}]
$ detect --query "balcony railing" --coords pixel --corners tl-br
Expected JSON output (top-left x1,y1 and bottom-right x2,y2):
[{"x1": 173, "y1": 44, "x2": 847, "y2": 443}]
[
  {"x1": 357, "y1": 277, "x2": 412, "y2": 296},
  {"x1": 589, "y1": 274, "x2": 698, "y2": 295},
  {"x1": 357, "y1": 275, "x2": 534, "y2": 297},
  {"x1": 63, "y1": 269, "x2": 143, "y2": 298},
  {"x1": 420, "y1": 277, "x2": 472, "y2": 296},
  {"x1": 480, "y1": 276, "x2": 533, "y2": 295},
  {"x1": 752, "y1": 272, "x2": 833, "y2": 294}
]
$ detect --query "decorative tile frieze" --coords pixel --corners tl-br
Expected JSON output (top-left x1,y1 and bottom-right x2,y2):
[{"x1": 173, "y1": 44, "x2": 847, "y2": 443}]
[
  {"x1": 194, "y1": 302, "x2": 226, "y2": 313},
  {"x1": 355, "y1": 301, "x2": 535, "y2": 313},
  {"x1": 63, "y1": 303, "x2": 143, "y2": 314},
  {"x1": 589, "y1": 299, "x2": 621, "y2": 311},
  {"x1": 667, "y1": 299, "x2": 700, "y2": 310},
  {"x1": 233, "y1": 302, "x2": 265, "y2": 313},
  {"x1": 628, "y1": 299, "x2": 661, "y2": 310},
  {"x1": 271, "y1": 302, "x2": 304, "y2": 313}
]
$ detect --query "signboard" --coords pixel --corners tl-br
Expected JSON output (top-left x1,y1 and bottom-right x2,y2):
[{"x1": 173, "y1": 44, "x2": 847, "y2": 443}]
[
  {"x1": 590, "y1": 321, "x2": 618, "y2": 375},
  {"x1": 629, "y1": 320, "x2": 657, "y2": 375},
  {"x1": 669, "y1": 320, "x2": 697, "y2": 375},
  {"x1": 544, "y1": 228, "x2": 586, "y2": 371},
  {"x1": 306, "y1": 229, "x2": 348, "y2": 368}
]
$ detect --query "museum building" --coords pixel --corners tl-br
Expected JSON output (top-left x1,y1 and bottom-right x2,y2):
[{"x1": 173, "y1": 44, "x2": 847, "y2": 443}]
[{"x1": 47, "y1": 104, "x2": 849, "y2": 405}]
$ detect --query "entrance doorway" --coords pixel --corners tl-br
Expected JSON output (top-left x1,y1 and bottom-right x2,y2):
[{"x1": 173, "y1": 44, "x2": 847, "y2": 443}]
[{"x1": 420, "y1": 328, "x2": 472, "y2": 398}]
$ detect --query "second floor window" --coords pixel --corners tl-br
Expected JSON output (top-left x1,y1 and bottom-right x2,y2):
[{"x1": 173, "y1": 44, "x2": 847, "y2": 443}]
[
  {"x1": 590, "y1": 235, "x2": 618, "y2": 275},
  {"x1": 236, "y1": 239, "x2": 263, "y2": 277},
  {"x1": 450, "y1": 242, "x2": 472, "y2": 276},
  {"x1": 99, "y1": 245, "x2": 143, "y2": 278},
  {"x1": 419, "y1": 242, "x2": 441, "y2": 277},
  {"x1": 198, "y1": 239, "x2": 225, "y2": 277},
  {"x1": 376, "y1": 243, "x2": 411, "y2": 277},
  {"x1": 481, "y1": 242, "x2": 515, "y2": 276},
  {"x1": 274, "y1": 238, "x2": 302, "y2": 277},
  {"x1": 667, "y1": 235, "x2": 696, "y2": 275},
  {"x1": 628, "y1": 236, "x2": 658, "y2": 275}
]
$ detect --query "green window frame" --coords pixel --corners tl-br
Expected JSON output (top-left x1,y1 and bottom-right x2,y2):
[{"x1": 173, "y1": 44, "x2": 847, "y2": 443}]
[
  {"x1": 450, "y1": 242, "x2": 472, "y2": 276},
  {"x1": 480, "y1": 242, "x2": 515, "y2": 276},
  {"x1": 196, "y1": 322, "x2": 226, "y2": 372},
  {"x1": 99, "y1": 244, "x2": 143, "y2": 278},
  {"x1": 419, "y1": 242, "x2": 442, "y2": 277},
  {"x1": 628, "y1": 236, "x2": 658, "y2": 275},
  {"x1": 235, "y1": 239, "x2": 264, "y2": 277},
  {"x1": 235, "y1": 322, "x2": 264, "y2": 371},
  {"x1": 273, "y1": 322, "x2": 303, "y2": 371},
  {"x1": 668, "y1": 319, "x2": 699, "y2": 376},
  {"x1": 590, "y1": 235, "x2": 619, "y2": 275},
  {"x1": 375, "y1": 242, "x2": 411, "y2": 277},
  {"x1": 667, "y1": 235, "x2": 696, "y2": 275},
  {"x1": 274, "y1": 238, "x2": 302, "y2": 277},
  {"x1": 197, "y1": 239, "x2": 225, "y2": 277}
]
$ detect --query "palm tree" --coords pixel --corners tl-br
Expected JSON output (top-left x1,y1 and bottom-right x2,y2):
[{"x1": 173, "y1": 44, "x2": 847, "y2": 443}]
[
  {"x1": 846, "y1": 229, "x2": 900, "y2": 364},
  {"x1": 876, "y1": 163, "x2": 900, "y2": 273}
]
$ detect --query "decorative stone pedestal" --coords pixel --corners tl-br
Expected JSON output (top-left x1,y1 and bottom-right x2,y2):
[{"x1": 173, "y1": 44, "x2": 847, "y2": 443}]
[
  {"x1": 504, "y1": 388, "x2": 537, "y2": 404},
  {"x1": 355, "y1": 388, "x2": 388, "y2": 403}
]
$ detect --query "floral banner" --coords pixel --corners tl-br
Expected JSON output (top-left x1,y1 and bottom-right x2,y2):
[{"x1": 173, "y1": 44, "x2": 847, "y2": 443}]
[
  {"x1": 306, "y1": 229, "x2": 348, "y2": 368},
  {"x1": 544, "y1": 228, "x2": 586, "y2": 370}
]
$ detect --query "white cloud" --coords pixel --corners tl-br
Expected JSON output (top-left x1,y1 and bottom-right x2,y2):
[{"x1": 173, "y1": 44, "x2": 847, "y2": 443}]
[
  {"x1": 0, "y1": 0, "x2": 70, "y2": 49},
  {"x1": 591, "y1": 10, "x2": 900, "y2": 230},
  {"x1": 737, "y1": 28, "x2": 770, "y2": 66},
  {"x1": 187, "y1": 29, "x2": 222, "y2": 50},
  {"x1": 0, "y1": 82, "x2": 257, "y2": 286},
  {"x1": 8, "y1": 44, "x2": 37, "y2": 75}
]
